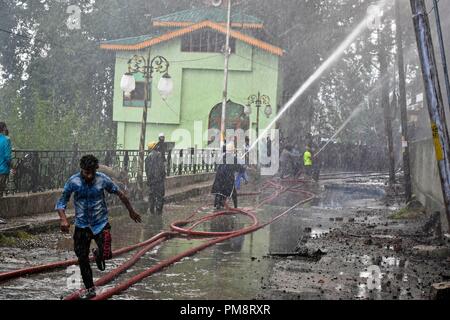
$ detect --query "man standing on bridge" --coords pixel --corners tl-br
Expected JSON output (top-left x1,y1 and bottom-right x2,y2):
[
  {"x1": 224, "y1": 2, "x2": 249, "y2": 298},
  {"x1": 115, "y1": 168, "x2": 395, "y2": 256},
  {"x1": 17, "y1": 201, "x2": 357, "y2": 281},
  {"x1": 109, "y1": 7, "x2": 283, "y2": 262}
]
[
  {"x1": 303, "y1": 145, "x2": 313, "y2": 178},
  {"x1": 212, "y1": 143, "x2": 246, "y2": 209},
  {"x1": 145, "y1": 142, "x2": 166, "y2": 215},
  {"x1": 56, "y1": 155, "x2": 141, "y2": 299},
  {"x1": 0, "y1": 122, "x2": 12, "y2": 224}
]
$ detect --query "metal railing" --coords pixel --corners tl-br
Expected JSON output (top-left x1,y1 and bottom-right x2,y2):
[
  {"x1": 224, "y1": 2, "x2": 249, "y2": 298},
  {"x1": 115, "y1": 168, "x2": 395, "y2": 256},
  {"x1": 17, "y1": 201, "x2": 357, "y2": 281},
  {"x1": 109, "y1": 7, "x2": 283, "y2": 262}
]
[{"x1": 4, "y1": 148, "x2": 222, "y2": 195}]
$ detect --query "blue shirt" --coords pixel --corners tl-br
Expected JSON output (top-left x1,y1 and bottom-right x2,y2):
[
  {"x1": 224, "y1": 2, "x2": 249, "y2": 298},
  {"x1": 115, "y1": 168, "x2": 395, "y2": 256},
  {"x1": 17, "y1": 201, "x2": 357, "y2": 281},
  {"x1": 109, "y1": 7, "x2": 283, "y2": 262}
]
[
  {"x1": 0, "y1": 134, "x2": 12, "y2": 175},
  {"x1": 55, "y1": 172, "x2": 119, "y2": 235}
]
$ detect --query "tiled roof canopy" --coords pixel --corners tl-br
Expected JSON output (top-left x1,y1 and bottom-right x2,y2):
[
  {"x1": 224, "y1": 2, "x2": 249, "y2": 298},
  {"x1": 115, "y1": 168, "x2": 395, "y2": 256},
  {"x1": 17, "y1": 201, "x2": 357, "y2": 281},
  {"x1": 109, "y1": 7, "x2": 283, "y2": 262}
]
[
  {"x1": 98, "y1": 32, "x2": 163, "y2": 47},
  {"x1": 152, "y1": 7, "x2": 263, "y2": 29},
  {"x1": 100, "y1": 20, "x2": 283, "y2": 56}
]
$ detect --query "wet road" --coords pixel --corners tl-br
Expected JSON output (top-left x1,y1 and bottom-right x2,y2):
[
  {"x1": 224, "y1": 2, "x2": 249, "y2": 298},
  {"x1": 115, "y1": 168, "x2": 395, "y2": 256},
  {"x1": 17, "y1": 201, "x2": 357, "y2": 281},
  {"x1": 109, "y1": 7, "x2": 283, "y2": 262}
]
[
  {"x1": 1, "y1": 176, "x2": 445, "y2": 300},
  {"x1": 0, "y1": 181, "x2": 313, "y2": 300}
]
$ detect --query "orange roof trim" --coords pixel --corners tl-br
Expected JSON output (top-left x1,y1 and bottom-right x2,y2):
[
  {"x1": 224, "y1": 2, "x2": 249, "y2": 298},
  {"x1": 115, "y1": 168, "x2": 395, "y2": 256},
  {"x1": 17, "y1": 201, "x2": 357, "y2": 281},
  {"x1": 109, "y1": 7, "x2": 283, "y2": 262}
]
[
  {"x1": 153, "y1": 21, "x2": 264, "y2": 29},
  {"x1": 100, "y1": 20, "x2": 283, "y2": 57}
]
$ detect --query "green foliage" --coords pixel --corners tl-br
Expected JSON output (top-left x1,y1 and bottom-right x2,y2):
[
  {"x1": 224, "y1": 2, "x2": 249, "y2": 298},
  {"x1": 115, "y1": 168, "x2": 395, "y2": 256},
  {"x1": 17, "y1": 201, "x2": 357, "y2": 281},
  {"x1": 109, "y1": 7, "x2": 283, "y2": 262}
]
[
  {"x1": 0, "y1": 231, "x2": 34, "y2": 247},
  {"x1": 15, "y1": 231, "x2": 33, "y2": 240},
  {"x1": 1, "y1": 81, "x2": 115, "y2": 149},
  {"x1": 0, "y1": 0, "x2": 432, "y2": 152},
  {"x1": 0, "y1": 0, "x2": 198, "y2": 150},
  {"x1": 389, "y1": 206, "x2": 425, "y2": 220},
  {"x1": 0, "y1": 234, "x2": 17, "y2": 247}
]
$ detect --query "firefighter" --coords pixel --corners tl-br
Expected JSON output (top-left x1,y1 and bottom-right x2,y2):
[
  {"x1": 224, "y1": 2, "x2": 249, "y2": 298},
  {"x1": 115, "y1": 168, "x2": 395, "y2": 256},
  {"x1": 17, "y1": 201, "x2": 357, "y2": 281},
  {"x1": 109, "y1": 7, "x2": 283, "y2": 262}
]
[
  {"x1": 303, "y1": 145, "x2": 313, "y2": 178},
  {"x1": 211, "y1": 143, "x2": 246, "y2": 209},
  {"x1": 145, "y1": 142, "x2": 166, "y2": 215}
]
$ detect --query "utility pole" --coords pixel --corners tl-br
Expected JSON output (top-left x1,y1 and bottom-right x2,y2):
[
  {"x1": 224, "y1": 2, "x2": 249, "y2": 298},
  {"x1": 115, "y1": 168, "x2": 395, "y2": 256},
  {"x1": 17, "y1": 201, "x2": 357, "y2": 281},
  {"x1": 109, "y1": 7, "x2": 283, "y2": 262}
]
[
  {"x1": 220, "y1": 0, "x2": 232, "y2": 158},
  {"x1": 396, "y1": 0, "x2": 412, "y2": 202},
  {"x1": 410, "y1": 0, "x2": 450, "y2": 232},
  {"x1": 433, "y1": 0, "x2": 450, "y2": 112},
  {"x1": 378, "y1": 27, "x2": 396, "y2": 185}
]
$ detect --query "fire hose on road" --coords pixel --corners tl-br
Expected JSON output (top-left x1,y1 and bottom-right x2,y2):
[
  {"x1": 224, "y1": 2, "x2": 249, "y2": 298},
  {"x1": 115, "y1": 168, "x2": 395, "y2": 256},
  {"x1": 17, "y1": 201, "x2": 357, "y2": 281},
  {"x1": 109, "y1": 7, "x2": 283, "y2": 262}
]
[{"x1": 0, "y1": 178, "x2": 316, "y2": 300}]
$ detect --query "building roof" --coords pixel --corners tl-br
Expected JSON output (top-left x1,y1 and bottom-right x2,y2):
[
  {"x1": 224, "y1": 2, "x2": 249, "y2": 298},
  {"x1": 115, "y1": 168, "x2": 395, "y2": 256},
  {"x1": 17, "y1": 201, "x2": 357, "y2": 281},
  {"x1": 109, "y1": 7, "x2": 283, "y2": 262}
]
[
  {"x1": 152, "y1": 7, "x2": 263, "y2": 29},
  {"x1": 98, "y1": 32, "x2": 163, "y2": 47},
  {"x1": 100, "y1": 20, "x2": 283, "y2": 56}
]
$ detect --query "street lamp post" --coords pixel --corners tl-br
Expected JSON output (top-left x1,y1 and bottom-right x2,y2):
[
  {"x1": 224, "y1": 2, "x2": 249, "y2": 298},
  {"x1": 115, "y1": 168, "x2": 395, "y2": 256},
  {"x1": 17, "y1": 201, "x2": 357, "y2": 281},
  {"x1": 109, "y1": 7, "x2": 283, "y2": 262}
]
[
  {"x1": 120, "y1": 52, "x2": 172, "y2": 199},
  {"x1": 244, "y1": 92, "x2": 272, "y2": 166}
]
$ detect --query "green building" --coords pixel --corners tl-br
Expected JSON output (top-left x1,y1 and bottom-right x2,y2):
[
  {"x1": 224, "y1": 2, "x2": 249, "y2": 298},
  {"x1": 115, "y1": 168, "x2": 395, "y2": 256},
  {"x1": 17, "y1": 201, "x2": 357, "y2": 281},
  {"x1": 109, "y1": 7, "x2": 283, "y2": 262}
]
[{"x1": 100, "y1": 7, "x2": 283, "y2": 150}]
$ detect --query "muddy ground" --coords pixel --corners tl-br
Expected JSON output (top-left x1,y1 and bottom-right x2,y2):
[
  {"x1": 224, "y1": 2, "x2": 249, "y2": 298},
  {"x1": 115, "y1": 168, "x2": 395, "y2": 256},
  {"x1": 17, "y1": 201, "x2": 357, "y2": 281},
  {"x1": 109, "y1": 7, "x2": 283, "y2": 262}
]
[
  {"x1": 257, "y1": 176, "x2": 450, "y2": 300},
  {"x1": 1, "y1": 173, "x2": 449, "y2": 300}
]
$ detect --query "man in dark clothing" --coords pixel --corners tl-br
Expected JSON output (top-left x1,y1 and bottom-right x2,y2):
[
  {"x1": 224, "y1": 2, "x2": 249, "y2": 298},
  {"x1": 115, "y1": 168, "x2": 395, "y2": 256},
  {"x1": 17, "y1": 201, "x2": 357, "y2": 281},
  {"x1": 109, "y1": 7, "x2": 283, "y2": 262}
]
[
  {"x1": 211, "y1": 144, "x2": 245, "y2": 209},
  {"x1": 56, "y1": 155, "x2": 141, "y2": 299},
  {"x1": 145, "y1": 142, "x2": 166, "y2": 214},
  {"x1": 280, "y1": 145, "x2": 296, "y2": 178},
  {"x1": 312, "y1": 142, "x2": 322, "y2": 182}
]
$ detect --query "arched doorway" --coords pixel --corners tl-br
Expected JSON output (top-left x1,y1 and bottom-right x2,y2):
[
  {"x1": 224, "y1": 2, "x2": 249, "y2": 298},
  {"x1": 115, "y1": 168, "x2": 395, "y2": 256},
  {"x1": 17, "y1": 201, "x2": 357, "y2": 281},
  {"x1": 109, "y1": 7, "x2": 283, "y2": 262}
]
[{"x1": 208, "y1": 100, "x2": 249, "y2": 146}]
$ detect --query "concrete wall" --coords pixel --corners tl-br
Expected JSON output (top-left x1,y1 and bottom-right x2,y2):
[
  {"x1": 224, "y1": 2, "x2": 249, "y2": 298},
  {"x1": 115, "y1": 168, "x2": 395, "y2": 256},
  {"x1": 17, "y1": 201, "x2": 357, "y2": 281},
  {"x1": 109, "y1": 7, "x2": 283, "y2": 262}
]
[
  {"x1": 165, "y1": 172, "x2": 214, "y2": 189},
  {"x1": 0, "y1": 191, "x2": 70, "y2": 219},
  {"x1": 0, "y1": 173, "x2": 214, "y2": 219},
  {"x1": 410, "y1": 138, "x2": 449, "y2": 232}
]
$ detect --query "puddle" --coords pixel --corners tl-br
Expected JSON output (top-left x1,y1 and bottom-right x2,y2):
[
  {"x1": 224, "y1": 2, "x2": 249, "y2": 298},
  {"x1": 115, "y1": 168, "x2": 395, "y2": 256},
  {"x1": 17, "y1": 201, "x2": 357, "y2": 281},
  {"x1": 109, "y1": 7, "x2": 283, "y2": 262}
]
[
  {"x1": 0, "y1": 190, "x2": 294, "y2": 300},
  {"x1": 0, "y1": 180, "x2": 396, "y2": 300},
  {"x1": 312, "y1": 184, "x2": 385, "y2": 209}
]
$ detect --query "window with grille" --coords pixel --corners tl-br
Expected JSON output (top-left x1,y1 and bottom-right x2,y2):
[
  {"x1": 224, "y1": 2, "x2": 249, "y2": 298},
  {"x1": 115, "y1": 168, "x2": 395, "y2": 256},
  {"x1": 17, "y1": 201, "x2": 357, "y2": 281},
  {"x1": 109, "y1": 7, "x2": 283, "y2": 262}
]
[{"x1": 181, "y1": 30, "x2": 236, "y2": 53}]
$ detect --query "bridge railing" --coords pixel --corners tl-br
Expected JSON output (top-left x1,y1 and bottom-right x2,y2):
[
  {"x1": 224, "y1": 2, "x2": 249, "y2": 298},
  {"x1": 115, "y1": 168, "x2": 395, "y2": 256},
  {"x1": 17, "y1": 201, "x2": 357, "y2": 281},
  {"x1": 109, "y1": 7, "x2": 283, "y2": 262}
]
[{"x1": 3, "y1": 147, "x2": 223, "y2": 195}]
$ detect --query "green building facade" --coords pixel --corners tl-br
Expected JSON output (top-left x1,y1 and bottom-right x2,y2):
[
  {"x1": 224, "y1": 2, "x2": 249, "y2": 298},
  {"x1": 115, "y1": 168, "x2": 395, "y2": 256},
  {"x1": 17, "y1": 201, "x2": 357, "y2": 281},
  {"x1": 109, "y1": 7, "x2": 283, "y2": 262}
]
[{"x1": 100, "y1": 8, "x2": 283, "y2": 150}]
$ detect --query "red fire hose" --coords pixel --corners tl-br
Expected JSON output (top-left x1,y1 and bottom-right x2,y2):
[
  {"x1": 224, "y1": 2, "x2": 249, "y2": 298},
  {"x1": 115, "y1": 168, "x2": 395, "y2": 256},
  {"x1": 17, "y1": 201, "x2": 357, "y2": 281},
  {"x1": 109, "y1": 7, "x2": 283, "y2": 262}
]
[
  {"x1": 90, "y1": 183, "x2": 314, "y2": 300},
  {"x1": 64, "y1": 234, "x2": 171, "y2": 300},
  {"x1": 0, "y1": 178, "x2": 315, "y2": 300},
  {"x1": 0, "y1": 231, "x2": 174, "y2": 282}
]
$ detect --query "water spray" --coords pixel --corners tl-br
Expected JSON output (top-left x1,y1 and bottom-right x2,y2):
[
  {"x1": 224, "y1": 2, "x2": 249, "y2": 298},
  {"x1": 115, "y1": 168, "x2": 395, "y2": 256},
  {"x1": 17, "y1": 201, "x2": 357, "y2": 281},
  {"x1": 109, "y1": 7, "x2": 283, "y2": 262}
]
[
  {"x1": 245, "y1": 0, "x2": 389, "y2": 157},
  {"x1": 314, "y1": 32, "x2": 421, "y2": 159},
  {"x1": 314, "y1": 105, "x2": 363, "y2": 158}
]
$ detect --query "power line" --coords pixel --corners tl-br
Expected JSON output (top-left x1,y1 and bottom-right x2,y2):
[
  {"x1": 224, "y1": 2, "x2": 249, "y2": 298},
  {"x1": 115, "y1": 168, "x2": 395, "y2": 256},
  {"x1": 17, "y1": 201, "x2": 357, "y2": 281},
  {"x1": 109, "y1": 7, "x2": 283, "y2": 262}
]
[
  {"x1": 0, "y1": 2, "x2": 144, "y2": 59},
  {"x1": 0, "y1": 4, "x2": 281, "y2": 71},
  {"x1": 428, "y1": 0, "x2": 440, "y2": 15},
  {"x1": 0, "y1": 25, "x2": 106, "y2": 60},
  {"x1": 0, "y1": 27, "x2": 35, "y2": 42},
  {"x1": 116, "y1": 54, "x2": 223, "y2": 64},
  {"x1": 234, "y1": 52, "x2": 279, "y2": 71}
]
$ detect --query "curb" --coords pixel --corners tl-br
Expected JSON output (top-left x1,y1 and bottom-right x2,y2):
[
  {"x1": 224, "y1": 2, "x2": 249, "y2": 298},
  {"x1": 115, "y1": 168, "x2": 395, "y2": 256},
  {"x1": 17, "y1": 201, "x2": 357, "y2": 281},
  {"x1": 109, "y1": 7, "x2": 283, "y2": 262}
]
[{"x1": 0, "y1": 183, "x2": 212, "y2": 237}]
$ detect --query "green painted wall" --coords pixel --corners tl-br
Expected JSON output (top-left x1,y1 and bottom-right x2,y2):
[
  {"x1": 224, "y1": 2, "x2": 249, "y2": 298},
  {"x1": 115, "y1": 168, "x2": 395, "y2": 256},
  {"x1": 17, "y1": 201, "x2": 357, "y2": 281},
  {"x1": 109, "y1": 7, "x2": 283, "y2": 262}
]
[{"x1": 113, "y1": 32, "x2": 280, "y2": 149}]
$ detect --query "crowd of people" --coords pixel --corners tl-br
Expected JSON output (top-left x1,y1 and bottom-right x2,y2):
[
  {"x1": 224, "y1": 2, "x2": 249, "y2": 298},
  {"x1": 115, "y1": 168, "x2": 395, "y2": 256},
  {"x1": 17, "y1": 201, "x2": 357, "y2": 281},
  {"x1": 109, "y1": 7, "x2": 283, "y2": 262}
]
[{"x1": 279, "y1": 142, "x2": 319, "y2": 180}]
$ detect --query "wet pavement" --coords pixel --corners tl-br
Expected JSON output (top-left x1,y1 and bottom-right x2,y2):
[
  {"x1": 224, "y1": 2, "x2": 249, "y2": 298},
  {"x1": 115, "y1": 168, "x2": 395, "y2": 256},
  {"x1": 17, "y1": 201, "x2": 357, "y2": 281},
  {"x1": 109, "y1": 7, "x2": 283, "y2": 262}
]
[
  {"x1": 258, "y1": 177, "x2": 449, "y2": 300},
  {"x1": 0, "y1": 183, "x2": 276, "y2": 300},
  {"x1": 0, "y1": 174, "x2": 449, "y2": 300}
]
